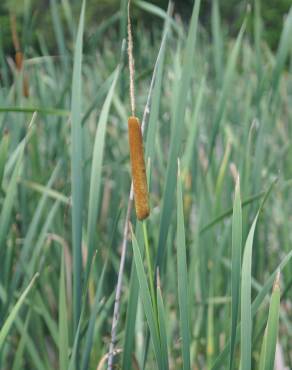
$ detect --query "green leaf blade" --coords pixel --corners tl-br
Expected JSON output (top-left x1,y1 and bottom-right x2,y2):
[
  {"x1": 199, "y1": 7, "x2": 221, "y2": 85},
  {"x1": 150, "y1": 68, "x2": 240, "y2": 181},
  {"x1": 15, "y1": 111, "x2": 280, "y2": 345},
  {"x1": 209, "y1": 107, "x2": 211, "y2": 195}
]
[
  {"x1": 229, "y1": 177, "x2": 242, "y2": 370},
  {"x1": 71, "y1": 0, "x2": 86, "y2": 332},
  {"x1": 177, "y1": 162, "x2": 191, "y2": 370}
]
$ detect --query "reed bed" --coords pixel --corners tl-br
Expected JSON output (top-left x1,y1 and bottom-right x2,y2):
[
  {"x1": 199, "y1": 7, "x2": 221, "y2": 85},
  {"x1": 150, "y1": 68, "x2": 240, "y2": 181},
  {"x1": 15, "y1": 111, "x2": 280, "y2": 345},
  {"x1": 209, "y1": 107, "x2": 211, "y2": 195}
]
[{"x1": 0, "y1": 0, "x2": 291, "y2": 369}]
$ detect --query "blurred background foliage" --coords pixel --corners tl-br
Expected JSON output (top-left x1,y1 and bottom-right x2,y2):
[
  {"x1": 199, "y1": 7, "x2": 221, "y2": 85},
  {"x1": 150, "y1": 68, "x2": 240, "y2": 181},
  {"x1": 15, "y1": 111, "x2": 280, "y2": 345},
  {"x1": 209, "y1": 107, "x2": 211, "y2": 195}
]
[
  {"x1": 0, "y1": 0, "x2": 291, "y2": 55},
  {"x1": 0, "y1": 0, "x2": 291, "y2": 368}
]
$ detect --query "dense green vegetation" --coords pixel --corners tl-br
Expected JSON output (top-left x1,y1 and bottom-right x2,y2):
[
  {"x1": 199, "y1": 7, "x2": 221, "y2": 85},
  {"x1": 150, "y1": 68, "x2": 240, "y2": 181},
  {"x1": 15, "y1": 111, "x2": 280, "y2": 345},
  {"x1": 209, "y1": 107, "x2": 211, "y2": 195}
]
[
  {"x1": 1, "y1": 0, "x2": 291, "y2": 52},
  {"x1": 0, "y1": 0, "x2": 291, "y2": 369}
]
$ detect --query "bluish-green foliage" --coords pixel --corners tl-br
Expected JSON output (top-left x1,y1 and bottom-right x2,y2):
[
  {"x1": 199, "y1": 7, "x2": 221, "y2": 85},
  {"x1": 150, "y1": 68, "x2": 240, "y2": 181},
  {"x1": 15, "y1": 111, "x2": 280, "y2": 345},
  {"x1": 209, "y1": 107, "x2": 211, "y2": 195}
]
[{"x1": 0, "y1": 1, "x2": 291, "y2": 369}]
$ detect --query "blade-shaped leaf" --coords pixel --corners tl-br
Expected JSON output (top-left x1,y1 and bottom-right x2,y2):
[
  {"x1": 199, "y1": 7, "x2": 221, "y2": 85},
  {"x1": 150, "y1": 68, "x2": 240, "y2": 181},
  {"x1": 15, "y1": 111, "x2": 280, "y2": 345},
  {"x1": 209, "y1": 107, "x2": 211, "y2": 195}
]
[
  {"x1": 229, "y1": 177, "x2": 242, "y2": 370},
  {"x1": 71, "y1": 0, "x2": 86, "y2": 331},
  {"x1": 259, "y1": 273, "x2": 281, "y2": 370},
  {"x1": 59, "y1": 251, "x2": 69, "y2": 370},
  {"x1": 131, "y1": 229, "x2": 162, "y2": 369},
  {"x1": 177, "y1": 161, "x2": 191, "y2": 370},
  {"x1": 0, "y1": 274, "x2": 38, "y2": 348},
  {"x1": 85, "y1": 66, "x2": 119, "y2": 283}
]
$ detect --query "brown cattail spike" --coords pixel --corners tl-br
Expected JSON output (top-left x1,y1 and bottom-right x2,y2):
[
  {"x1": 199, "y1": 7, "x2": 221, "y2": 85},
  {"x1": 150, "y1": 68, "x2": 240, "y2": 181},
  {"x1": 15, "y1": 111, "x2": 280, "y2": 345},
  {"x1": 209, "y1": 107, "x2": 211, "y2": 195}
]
[
  {"x1": 128, "y1": 116, "x2": 149, "y2": 220},
  {"x1": 15, "y1": 51, "x2": 23, "y2": 71},
  {"x1": 22, "y1": 74, "x2": 30, "y2": 98}
]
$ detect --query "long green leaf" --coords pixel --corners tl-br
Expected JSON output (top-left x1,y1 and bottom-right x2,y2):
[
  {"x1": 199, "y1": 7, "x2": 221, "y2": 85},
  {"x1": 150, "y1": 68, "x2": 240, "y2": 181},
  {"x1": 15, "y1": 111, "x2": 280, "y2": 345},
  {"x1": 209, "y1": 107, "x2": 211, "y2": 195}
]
[
  {"x1": 0, "y1": 274, "x2": 38, "y2": 348},
  {"x1": 229, "y1": 177, "x2": 242, "y2": 370},
  {"x1": 0, "y1": 106, "x2": 69, "y2": 116},
  {"x1": 209, "y1": 23, "x2": 245, "y2": 162},
  {"x1": 271, "y1": 7, "x2": 292, "y2": 97},
  {"x1": 0, "y1": 131, "x2": 9, "y2": 188},
  {"x1": 177, "y1": 161, "x2": 191, "y2": 370},
  {"x1": 211, "y1": 0, "x2": 223, "y2": 86},
  {"x1": 50, "y1": 0, "x2": 67, "y2": 60},
  {"x1": 135, "y1": 0, "x2": 181, "y2": 35},
  {"x1": 21, "y1": 178, "x2": 69, "y2": 205},
  {"x1": 211, "y1": 250, "x2": 292, "y2": 369},
  {"x1": 131, "y1": 229, "x2": 162, "y2": 369},
  {"x1": 85, "y1": 66, "x2": 119, "y2": 283},
  {"x1": 14, "y1": 315, "x2": 46, "y2": 370},
  {"x1": 12, "y1": 310, "x2": 31, "y2": 370},
  {"x1": 59, "y1": 250, "x2": 69, "y2": 370},
  {"x1": 156, "y1": 0, "x2": 201, "y2": 270},
  {"x1": 157, "y1": 281, "x2": 169, "y2": 370},
  {"x1": 259, "y1": 273, "x2": 281, "y2": 370},
  {"x1": 71, "y1": 0, "x2": 86, "y2": 332},
  {"x1": 0, "y1": 142, "x2": 24, "y2": 257},
  {"x1": 81, "y1": 262, "x2": 107, "y2": 370},
  {"x1": 240, "y1": 212, "x2": 259, "y2": 370}
]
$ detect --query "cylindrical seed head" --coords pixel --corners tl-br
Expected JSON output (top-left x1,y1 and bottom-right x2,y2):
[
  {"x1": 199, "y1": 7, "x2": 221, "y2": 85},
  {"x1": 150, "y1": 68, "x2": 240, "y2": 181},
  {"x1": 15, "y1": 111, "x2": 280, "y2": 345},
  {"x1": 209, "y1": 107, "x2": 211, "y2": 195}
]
[
  {"x1": 128, "y1": 116, "x2": 150, "y2": 220},
  {"x1": 15, "y1": 51, "x2": 23, "y2": 71}
]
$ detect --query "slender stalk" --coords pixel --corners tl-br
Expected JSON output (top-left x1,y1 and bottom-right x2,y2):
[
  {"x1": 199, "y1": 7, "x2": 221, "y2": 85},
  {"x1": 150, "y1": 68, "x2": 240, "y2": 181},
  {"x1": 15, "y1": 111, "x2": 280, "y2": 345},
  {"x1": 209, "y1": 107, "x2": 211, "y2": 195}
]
[
  {"x1": 127, "y1": 0, "x2": 135, "y2": 116},
  {"x1": 143, "y1": 221, "x2": 155, "y2": 307},
  {"x1": 10, "y1": 13, "x2": 20, "y2": 52},
  {"x1": 107, "y1": 185, "x2": 134, "y2": 370},
  {"x1": 107, "y1": 4, "x2": 169, "y2": 367},
  {"x1": 107, "y1": 3, "x2": 136, "y2": 368}
]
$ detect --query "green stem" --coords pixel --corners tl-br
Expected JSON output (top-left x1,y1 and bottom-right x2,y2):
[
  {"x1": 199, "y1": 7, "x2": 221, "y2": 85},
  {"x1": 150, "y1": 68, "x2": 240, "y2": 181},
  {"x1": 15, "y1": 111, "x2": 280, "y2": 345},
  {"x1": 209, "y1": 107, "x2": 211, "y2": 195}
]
[{"x1": 143, "y1": 221, "x2": 156, "y2": 308}]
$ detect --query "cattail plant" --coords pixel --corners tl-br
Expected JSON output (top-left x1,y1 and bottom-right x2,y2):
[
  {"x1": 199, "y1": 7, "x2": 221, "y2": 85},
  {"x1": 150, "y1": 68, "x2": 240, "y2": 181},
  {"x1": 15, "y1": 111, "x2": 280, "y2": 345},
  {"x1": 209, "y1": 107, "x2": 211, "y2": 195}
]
[
  {"x1": 128, "y1": 116, "x2": 149, "y2": 220},
  {"x1": 15, "y1": 50, "x2": 23, "y2": 71},
  {"x1": 107, "y1": 2, "x2": 151, "y2": 369},
  {"x1": 127, "y1": 1, "x2": 149, "y2": 221},
  {"x1": 0, "y1": 0, "x2": 290, "y2": 369},
  {"x1": 10, "y1": 13, "x2": 29, "y2": 97}
]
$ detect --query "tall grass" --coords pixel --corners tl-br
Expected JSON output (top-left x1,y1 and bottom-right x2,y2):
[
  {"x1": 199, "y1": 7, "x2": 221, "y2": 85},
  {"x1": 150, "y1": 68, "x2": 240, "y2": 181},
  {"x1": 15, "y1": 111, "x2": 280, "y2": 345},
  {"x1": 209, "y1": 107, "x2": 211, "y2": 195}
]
[{"x1": 0, "y1": 0, "x2": 291, "y2": 369}]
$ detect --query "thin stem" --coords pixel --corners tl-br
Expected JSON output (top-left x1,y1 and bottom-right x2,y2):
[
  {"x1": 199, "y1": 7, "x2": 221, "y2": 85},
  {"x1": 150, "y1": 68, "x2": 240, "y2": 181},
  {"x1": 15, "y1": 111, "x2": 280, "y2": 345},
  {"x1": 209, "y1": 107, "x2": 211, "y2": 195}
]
[
  {"x1": 10, "y1": 13, "x2": 21, "y2": 52},
  {"x1": 107, "y1": 185, "x2": 134, "y2": 370},
  {"x1": 127, "y1": 0, "x2": 135, "y2": 116},
  {"x1": 143, "y1": 221, "x2": 156, "y2": 307}
]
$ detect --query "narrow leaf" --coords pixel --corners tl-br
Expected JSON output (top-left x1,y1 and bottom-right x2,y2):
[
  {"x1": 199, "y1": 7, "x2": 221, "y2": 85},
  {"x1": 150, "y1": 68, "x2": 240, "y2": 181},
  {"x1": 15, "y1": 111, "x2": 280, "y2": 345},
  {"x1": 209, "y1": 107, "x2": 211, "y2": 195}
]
[
  {"x1": 177, "y1": 161, "x2": 191, "y2": 370},
  {"x1": 229, "y1": 177, "x2": 242, "y2": 370},
  {"x1": 71, "y1": 0, "x2": 86, "y2": 331}
]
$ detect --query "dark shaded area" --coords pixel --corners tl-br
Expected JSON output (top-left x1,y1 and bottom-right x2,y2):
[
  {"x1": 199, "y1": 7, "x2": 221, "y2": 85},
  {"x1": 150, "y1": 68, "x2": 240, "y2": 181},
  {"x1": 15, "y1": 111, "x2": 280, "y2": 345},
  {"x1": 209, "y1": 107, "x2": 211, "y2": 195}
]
[{"x1": 0, "y1": 0, "x2": 291, "y2": 55}]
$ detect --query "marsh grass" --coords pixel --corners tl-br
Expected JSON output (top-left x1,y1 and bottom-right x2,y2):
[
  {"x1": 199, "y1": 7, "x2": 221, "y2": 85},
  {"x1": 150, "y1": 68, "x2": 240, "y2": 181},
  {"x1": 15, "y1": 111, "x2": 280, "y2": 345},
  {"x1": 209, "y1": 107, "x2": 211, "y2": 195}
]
[{"x1": 0, "y1": 0, "x2": 291, "y2": 369}]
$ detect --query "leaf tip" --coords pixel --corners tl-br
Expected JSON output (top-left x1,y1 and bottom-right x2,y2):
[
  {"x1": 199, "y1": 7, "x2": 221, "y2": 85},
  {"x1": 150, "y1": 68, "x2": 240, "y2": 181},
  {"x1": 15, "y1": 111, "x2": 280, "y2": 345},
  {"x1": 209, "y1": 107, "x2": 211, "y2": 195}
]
[
  {"x1": 273, "y1": 270, "x2": 281, "y2": 292},
  {"x1": 177, "y1": 158, "x2": 181, "y2": 177}
]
